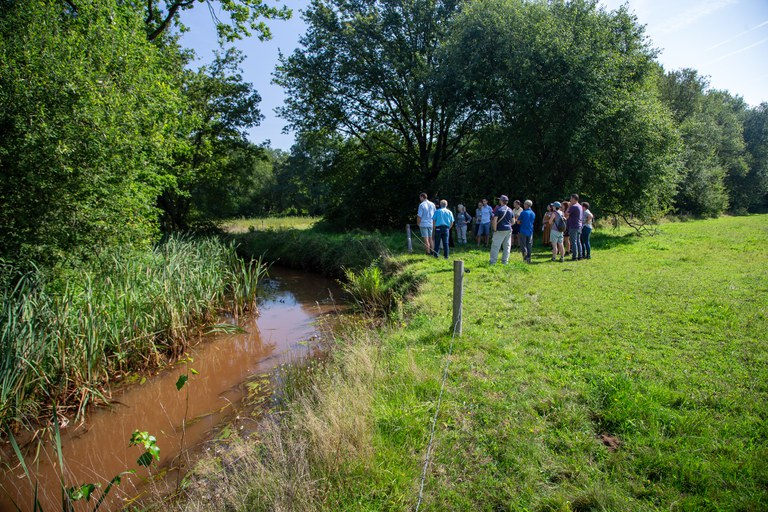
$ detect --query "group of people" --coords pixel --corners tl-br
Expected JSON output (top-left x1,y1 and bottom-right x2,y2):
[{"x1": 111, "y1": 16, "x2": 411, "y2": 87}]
[
  {"x1": 540, "y1": 194, "x2": 594, "y2": 262},
  {"x1": 416, "y1": 192, "x2": 594, "y2": 264}
]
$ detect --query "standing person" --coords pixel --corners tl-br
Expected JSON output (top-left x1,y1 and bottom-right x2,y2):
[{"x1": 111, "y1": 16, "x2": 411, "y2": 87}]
[
  {"x1": 432, "y1": 200, "x2": 455, "y2": 259},
  {"x1": 565, "y1": 193, "x2": 583, "y2": 260},
  {"x1": 581, "y1": 202, "x2": 594, "y2": 259},
  {"x1": 455, "y1": 204, "x2": 472, "y2": 244},
  {"x1": 517, "y1": 199, "x2": 536, "y2": 263},
  {"x1": 417, "y1": 192, "x2": 436, "y2": 256},
  {"x1": 561, "y1": 200, "x2": 571, "y2": 256},
  {"x1": 548, "y1": 201, "x2": 566, "y2": 262},
  {"x1": 474, "y1": 201, "x2": 483, "y2": 242},
  {"x1": 511, "y1": 200, "x2": 523, "y2": 248},
  {"x1": 477, "y1": 198, "x2": 493, "y2": 247},
  {"x1": 542, "y1": 204, "x2": 553, "y2": 246},
  {"x1": 489, "y1": 195, "x2": 514, "y2": 264}
]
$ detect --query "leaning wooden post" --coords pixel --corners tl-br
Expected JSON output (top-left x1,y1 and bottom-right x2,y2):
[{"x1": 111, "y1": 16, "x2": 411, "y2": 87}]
[
  {"x1": 452, "y1": 260, "x2": 464, "y2": 336},
  {"x1": 406, "y1": 224, "x2": 413, "y2": 253}
]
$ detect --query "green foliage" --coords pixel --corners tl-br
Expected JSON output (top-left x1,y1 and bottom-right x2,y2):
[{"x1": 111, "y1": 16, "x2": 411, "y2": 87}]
[
  {"x1": 0, "y1": 0, "x2": 183, "y2": 267},
  {"x1": 160, "y1": 48, "x2": 265, "y2": 230},
  {"x1": 276, "y1": 0, "x2": 479, "y2": 184},
  {"x1": 658, "y1": 69, "x2": 752, "y2": 216},
  {"x1": 734, "y1": 103, "x2": 768, "y2": 211},
  {"x1": 0, "y1": 236, "x2": 264, "y2": 428},
  {"x1": 232, "y1": 225, "x2": 400, "y2": 278},
  {"x1": 129, "y1": 430, "x2": 161, "y2": 467},
  {"x1": 142, "y1": 0, "x2": 291, "y2": 43},
  {"x1": 444, "y1": 0, "x2": 680, "y2": 222},
  {"x1": 341, "y1": 264, "x2": 397, "y2": 316}
]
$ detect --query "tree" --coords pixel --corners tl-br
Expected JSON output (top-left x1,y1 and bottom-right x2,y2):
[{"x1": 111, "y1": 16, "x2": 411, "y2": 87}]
[
  {"x1": 658, "y1": 69, "x2": 749, "y2": 216},
  {"x1": 0, "y1": 1, "x2": 184, "y2": 266},
  {"x1": 735, "y1": 103, "x2": 768, "y2": 211},
  {"x1": 444, "y1": 0, "x2": 680, "y2": 221},
  {"x1": 158, "y1": 48, "x2": 264, "y2": 230},
  {"x1": 276, "y1": 0, "x2": 486, "y2": 187}
]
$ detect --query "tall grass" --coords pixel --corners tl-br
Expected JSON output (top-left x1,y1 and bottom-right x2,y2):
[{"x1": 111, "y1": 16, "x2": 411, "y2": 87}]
[{"x1": 0, "y1": 236, "x2": 266, "y2": 429}]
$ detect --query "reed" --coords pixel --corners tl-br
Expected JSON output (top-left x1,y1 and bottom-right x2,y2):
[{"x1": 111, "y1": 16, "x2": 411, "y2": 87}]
[{"x1": 0, "y1": 236, "x2": 265, "y2": 429}]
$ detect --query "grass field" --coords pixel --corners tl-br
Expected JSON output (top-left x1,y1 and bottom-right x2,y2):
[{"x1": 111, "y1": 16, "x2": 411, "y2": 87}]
[
  {"x1": 222, "y1": 216, "x2": 320, "y2": 233},
  {"x1": 178, "y1": 215, "x2": 768, "y2": 511}
]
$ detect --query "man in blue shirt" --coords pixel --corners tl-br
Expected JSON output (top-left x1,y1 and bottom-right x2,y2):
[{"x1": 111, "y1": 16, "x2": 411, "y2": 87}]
[
  {"x1": 432, "y1": 200, "x2": 455, "y2": 259},
  {"x1": 489, "y1": 195, "x2": 514, "y2": 264},
  {"x1": 517, "y1": 199, "x2": 536, "y2": 263}
]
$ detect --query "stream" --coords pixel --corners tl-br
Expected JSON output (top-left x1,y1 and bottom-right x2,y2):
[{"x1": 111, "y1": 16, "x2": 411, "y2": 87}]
[{"x1": 0, "y1": 267, "x2": 341, "y2": 511}]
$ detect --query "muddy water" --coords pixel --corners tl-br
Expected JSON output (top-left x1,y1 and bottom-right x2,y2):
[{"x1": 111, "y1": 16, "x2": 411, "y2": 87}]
[{"x1": 0, "y1": 267, "x2": 341, "y2": 511}]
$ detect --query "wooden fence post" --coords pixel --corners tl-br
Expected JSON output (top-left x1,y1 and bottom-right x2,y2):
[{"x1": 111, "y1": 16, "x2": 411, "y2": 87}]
[
  {"x1": 452, "y1": 260, "x2": 464, "y2": 336},
  {"x1": 407, "y1": 224, "x2": 413, "y2": 253}
]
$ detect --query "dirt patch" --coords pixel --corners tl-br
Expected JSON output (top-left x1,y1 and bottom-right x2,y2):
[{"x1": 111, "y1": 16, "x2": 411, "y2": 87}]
[{"x1": 597, "y1": 433, "x2": 621, "y2": 451}]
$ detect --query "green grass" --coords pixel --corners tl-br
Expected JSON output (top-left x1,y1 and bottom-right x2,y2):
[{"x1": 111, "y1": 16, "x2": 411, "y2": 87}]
[
  {"x1": 174, "y1": 215, "x2": 768, "y2": 511},
  {"x1": 222, "y1": 215, "x2": 320, "y2": 233}
]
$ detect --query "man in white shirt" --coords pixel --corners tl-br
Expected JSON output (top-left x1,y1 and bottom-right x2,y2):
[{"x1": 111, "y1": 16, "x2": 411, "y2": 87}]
[{"x1": 416, "y1": 192, "x2": 437, "y2": 256}]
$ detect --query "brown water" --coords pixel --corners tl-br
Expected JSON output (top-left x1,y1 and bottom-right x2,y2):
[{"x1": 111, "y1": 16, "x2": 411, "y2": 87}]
[{"x1": 0, "y1": 267, "x2": 341, "y2": 511}]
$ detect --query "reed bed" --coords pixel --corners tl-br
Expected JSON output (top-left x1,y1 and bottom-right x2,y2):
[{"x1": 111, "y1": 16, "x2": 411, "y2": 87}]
[{"x1": 0, "y1": 236, "x2": 265, "y2": 429}]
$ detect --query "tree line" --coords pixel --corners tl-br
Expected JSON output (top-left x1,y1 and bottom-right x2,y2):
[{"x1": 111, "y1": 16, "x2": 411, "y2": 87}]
[
  {"x1": 276, "y1": 0, "x2": 768, "y2": 228},
  {"x1": 2, "y1": 0, "x2": 767, "y2": 271}
]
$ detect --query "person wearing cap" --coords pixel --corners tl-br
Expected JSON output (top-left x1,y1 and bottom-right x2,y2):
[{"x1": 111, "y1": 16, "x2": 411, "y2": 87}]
[
  {"x1": 548, "y1": 201, "x2": 566, "y2": 262},
  {"x1": 417, "y1": 192, "x2": 436, "y2": 256},
  {"x1": 517, "y1": 199, "x2": 536, "y2": 263},
  {"x1": 489, "y1": 195, "x2": 514, "y2": 264},
  {"x1": 432, "y1": 199, "x2": 455, "y2": 259}
]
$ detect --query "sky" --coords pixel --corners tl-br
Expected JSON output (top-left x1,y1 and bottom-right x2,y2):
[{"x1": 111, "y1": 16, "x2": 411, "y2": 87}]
[{"x1": 180, "y1": 0, "x2": 768, "y2": 151}]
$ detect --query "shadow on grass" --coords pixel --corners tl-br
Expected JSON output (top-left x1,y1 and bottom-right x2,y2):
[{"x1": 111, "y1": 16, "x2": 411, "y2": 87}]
[{"x1": 589, "y1": 230, "x2": 642, "y2": 250}]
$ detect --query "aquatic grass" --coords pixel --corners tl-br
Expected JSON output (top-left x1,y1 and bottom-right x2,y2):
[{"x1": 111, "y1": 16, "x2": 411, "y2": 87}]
[{"x1": 0, "y1": 236, "x2": 265, "y2": 429}]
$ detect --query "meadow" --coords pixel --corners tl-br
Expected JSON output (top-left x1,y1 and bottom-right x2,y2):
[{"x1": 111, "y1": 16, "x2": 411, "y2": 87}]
[{"x1": 178, "y1": 215, "x2": 767, "y2": 511}]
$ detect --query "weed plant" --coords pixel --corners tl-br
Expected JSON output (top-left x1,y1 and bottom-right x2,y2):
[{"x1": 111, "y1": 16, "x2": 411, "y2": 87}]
[
  {"x1": 0, "y1": 236, "x2": 265, "y2": 429},
  {"x1": 170, "y1": 215, "x2": 767, "y2": 511}
]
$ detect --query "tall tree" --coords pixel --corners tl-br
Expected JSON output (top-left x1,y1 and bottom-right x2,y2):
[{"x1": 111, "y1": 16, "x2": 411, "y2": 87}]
[
  {"x1": 658, "y1": 69, "x2": 749, "y2": 216},
  {"x1": 158, "y1": 48, "x2": 264, "y2": 230},
  {"x1": 276, "y1": 0, "x2": 486, "y2": 186},
  {"x1": 735, "y1": 103, "x2": 768, "y2": 211},
  {"x1": 0, "y1": 1, "x2": 183, "y2": 266},
  {"x1": 445, "y1": 0, "x2": 680, "y2": 221}
]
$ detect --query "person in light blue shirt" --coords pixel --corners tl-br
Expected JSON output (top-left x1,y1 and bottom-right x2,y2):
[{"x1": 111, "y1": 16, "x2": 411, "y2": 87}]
[
  {"x1": 416, "y1": 192, "x2": 436, "y2": 256},
  {"x1": 432, "y1": 199, "x2": 455, "y2": 259},
  {"x1": 517, "y1": 199, "x2": 536, "y2": 263}
]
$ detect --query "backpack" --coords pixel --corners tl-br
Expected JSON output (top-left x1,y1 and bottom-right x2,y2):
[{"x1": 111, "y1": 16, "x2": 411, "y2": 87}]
[{"x1": 554, "y1": 212, "x2": 567, "y2": 232}]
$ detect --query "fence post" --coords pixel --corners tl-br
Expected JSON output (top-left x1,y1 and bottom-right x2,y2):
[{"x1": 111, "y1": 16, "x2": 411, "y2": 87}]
[
  {"x1": 406, "y1": 224, "x2": 413, "y2": 253},
  {"x1": 452, "y1": 260, "x2": 464, "y2": 336}
]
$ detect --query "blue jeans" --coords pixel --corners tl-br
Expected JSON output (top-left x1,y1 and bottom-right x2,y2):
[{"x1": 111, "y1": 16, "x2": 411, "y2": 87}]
[
  {"x1": 581, "y1": 226, "x2": 592, "y2": 258},
  {"x1": 520, "y1": 233, "x2": 533, "y2": 262},
  {"x1": 569, "y1": 227, "x2": 582, "y2": 259},
  {"x1": 434, "y1": 225, "x2": 450, "y2": 258}
]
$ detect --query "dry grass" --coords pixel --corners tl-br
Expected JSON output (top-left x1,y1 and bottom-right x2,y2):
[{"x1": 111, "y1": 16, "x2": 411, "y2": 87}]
[{"x1": 173, "y1": 336, "x2": 377, "y2": 511}]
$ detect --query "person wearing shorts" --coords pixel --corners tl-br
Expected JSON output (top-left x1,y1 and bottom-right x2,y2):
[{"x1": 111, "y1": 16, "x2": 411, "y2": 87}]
[
  {"x1": 476, "y1": 198, "x2": 493, "y2": 247},
  {"x1": 417, "y1": 192, "x2": 436, "y2": 256},
  {"x1": 548, "y1": 201, "x2": 565, "y2": 262}
]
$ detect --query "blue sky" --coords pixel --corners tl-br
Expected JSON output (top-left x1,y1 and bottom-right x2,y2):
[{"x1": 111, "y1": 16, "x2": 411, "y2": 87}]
[{"x1": 181, "y1": 0, "x2": 768, "y2": 151}]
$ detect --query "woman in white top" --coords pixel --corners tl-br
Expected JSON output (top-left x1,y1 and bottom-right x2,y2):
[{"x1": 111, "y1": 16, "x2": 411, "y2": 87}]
[{"x1": 580, "y1": 202, "x2": 594, "y2": 259}]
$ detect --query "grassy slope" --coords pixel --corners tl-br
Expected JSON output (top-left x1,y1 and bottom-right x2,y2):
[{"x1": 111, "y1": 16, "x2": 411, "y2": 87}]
[
  {"x1": 341, "y1": 215, "x2": 768, "y2": 511},
  {"x1": 177, "y1": 215, "x2": 767, "y2": 511}
]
